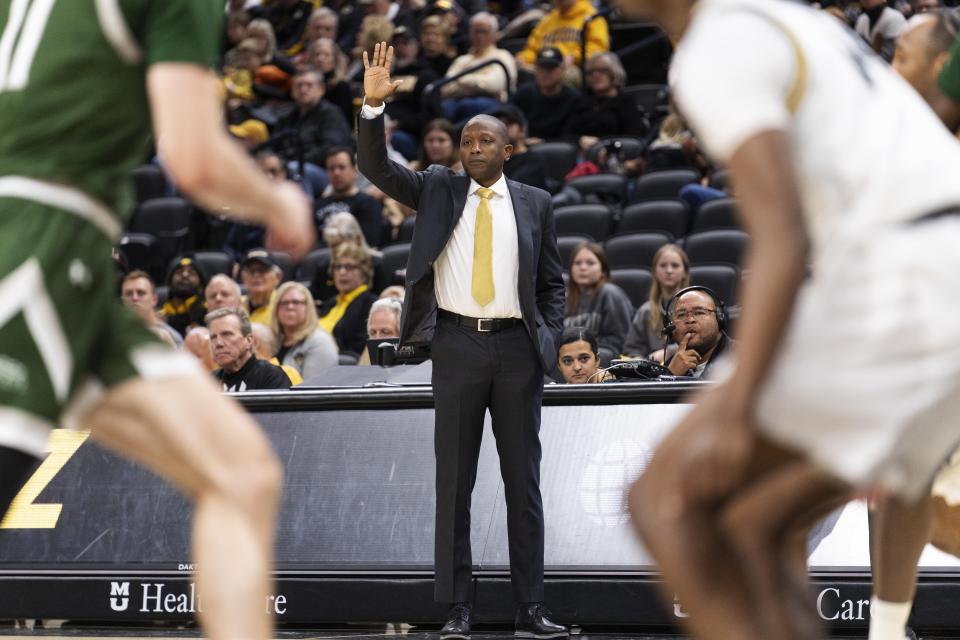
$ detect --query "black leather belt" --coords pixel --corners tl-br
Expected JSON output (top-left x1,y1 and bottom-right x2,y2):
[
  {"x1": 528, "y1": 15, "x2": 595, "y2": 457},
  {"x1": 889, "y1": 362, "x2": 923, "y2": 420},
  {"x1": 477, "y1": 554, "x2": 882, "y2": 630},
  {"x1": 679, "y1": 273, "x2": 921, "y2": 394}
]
[{"x1": 438, "y1": 309, "x2": 521, "y2": 332}]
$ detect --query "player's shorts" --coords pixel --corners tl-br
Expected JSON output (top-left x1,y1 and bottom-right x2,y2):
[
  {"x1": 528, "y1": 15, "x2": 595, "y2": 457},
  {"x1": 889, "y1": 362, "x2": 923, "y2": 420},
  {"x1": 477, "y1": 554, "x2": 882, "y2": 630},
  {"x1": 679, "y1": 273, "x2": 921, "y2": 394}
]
[
  {"x1": 0, "y1": 177, "x2": 198, "y2": 459},
  {"x1": 755, "y1": 213, "x2": 960, "y2": 501}
]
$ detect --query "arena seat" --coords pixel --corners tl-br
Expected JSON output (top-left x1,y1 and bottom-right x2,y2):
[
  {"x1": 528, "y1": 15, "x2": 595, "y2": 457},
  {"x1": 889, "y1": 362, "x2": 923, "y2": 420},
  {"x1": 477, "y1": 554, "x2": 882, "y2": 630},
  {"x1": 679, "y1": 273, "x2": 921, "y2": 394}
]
[
  {"x1": 130, "y1": 164, "x2": 168, "y2": 206},
  {"x1": 554, "y1": 205, "x2": 614, "y2": 241},
  {"x1": 556, "y1": 234, "x2": 593, "y2": 267},
  {"x1": 689, "y1": 264, "x2": 740, "y2": 308},
  {"x1": 128, "y1": 197, "x2": 193, "y2": 269},
  {"x1": 683, "y1": 229, "x2": 749, "y2": 268},
  {"x1": 527, "y1": 142, "x2": 579, "y2": 184},
  {"x1": 709, "y1": 168, "x2": 731, "y2": 193},
  {"x1": 610, "y1": 268, "x2": 653, "y2": 309},
  {"x1": 189, "y1": 251, "x2": 235, "y2": 280},
  {"x1": 603, "y1": 232, "x2": 672, "y2": 270},
  {"x1": 380, "y1": 243, "x2": 411, "y2": 285},
  {"x1": 690, "y1": 197, "x2": 741, "y2": 233},
  {"x1": 633, "y1": 169, "x2": 700, "y2": 202},
  {"x1": 584, "y1": 136, "x2": 647, "y2": 166},
  {"x1": 269, "y1": 251, "x2": 295, "y2": 282},
  {"x1": 396, "y1": 216, "x2": 416, "y2": 244},
  {"x1": 567, "y1": 174, "x2": 629, "y2": 211},
  {"x1": 296, "y1": 248, "x2": 332, "y2": 284},
  {"x1": 117, "y1": 233, "x2": 158, "y2": 279},
  {"x1": 617, "y1": 200, "x2": 690, "y2": 239}
]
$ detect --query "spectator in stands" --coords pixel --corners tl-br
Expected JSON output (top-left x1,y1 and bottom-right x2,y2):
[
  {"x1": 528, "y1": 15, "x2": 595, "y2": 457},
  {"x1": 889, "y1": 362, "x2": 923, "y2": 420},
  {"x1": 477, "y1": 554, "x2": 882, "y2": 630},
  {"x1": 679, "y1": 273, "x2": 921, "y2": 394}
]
[
  {"x1": 490, "y1": 104, "x2": 549, "y2": 192},
  {"x1": 441, "y1": 13, "x2": 517, "y2": 122},
  {"x1": 205, "y1": 274, "x2": 244, "y2": 313},
  {"x1": 304, "y1": 7, "x2": 339, "y2": 49},
  {"x1": 893, "y1": 10, "x2": 957, "y2": 107},
  {"x1": 240, "y1": 249, "x2": 283, "y2": 325},
  {"x1": 563, "y1": 242, "x2": 633, "y2": 365},
  {"x1": 663, "y1": 287, "x2": 732, "y2": 379},
  {"x1": 270, "y1": 282, "x2": 339, "y2": 380},
  {"x1": 557, "y1": 327, "x2": 613, "y2": 383},
  {"x1": 160, "y1": 256, "x2": 207, "y2": 338},
  {"x1": 419, "y1": 15, "x2": 457, "y2": 78},
  {"x1": 379, "y1": 284, "x2": 406, "y2": 301},
  {"x1": 120, "y1": 270, "x2": 183, "y2": 347},
  {"x1": 386, "y1": 25, "x2": 439, "y2": 158},
  {"x1": 516, "y1": 0, "x2": 610, "y2": 81},
  {"x1": 512, "y1": 46, "x2": 581, "y2": 142},
  {"x1": 358, "y1": 296, "x2": 403, "y2": 364},
  {"x1": 305, "y1": 37, "x2": 353, "y2": 124},
  {"x1": 229, "y1": 119, "x2": 270, "y2": 151},
  {"x1": 412, "y1": 118, "x2": 463, "y2": 172},
  {"x1": 639, "y1": 112, "x2": 702, "y2": 174},
  {"x1": 347, "y1": 15, "x2": 396, "y2": 82},
  {"x1": 318, "y1": 244, "x2": 378, "y2": 356},
  {"x1": 251, "y1": 322, "x2": 303, "y2": 385},
  {"x1": 310, "y1": 211, "x2": 387, "y2": 301},
  {"x1": 915, "y1": 0, "x2": 944, "y2": 13},
  {"x1": 223, "y1": 38, "x2": 264, "y2": 105},
  {"x1": 565, "y1": 52, "x2": 645, "y2": 151},
  {"x1": 856, "y1": 0, "x2": 908, "y2": 61},
  {"x1": 315, "y1": 147, "x2": 386, "y2": 247},
  {"x1": 208, "y1": 307, "x2": 292, "y2": 391},
  {"x1": 623, "y1": 244, "x2": 690, "y2": 362},
  {"x1": 247, "y1": 0, "x2": 315, "y2": 56},
  {"x1": 225, "y1": 11, "x2": 252, "y2": 55},
  {"x1": 244, "y1": 18, "x2": 297, "y2": 74},
  {"x1": 430, "y1": 0, "x2": 469, "y2": 54},
  {"x1": 276, "y1": 69, "x2": 353, "y2": 168}
]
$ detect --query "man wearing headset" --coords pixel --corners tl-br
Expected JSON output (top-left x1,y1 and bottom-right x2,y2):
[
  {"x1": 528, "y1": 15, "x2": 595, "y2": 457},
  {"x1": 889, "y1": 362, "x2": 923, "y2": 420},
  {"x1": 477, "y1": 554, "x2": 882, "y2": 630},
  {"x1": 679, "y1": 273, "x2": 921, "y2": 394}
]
[{"x1": 663, "y1": 286, "x2": 732, "y2": 379}]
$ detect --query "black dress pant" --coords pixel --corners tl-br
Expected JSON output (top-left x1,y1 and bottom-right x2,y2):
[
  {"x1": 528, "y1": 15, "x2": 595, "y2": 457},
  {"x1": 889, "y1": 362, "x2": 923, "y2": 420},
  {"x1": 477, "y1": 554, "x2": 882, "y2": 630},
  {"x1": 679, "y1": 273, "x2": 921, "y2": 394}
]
[{"x1": 430, "y1": 315, "x2": 545, "y2": 604}]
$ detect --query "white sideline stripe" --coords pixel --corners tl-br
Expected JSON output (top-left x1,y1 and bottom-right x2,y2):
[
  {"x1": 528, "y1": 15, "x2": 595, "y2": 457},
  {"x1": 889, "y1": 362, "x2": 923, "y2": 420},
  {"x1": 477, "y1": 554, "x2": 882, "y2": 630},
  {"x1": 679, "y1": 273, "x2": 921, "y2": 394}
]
[
  {"x1": 94, "y1": 0, "x2": 142, "y2": 65},
  {"x1": 0, "y1": 259, "x2": 72, "y2": 402},
  {"x1": 0, "y1": 406, "x2": 52, "y2": 457},
  {"x1": 0, "y1": 176, "x2": 121, "y2": 240}
]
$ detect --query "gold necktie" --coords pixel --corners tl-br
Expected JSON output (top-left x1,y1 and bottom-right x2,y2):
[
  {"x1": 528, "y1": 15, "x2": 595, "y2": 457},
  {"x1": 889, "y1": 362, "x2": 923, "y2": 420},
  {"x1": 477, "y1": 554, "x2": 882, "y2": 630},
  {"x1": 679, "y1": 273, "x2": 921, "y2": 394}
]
[{"x1": 472, "y1": 187, "x2": 495, "y2": 307}]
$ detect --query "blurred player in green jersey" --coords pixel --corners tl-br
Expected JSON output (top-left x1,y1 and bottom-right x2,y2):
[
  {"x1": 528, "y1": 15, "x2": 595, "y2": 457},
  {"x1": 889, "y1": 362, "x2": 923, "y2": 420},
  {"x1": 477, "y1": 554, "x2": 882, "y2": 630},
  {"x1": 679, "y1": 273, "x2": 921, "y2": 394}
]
[{"x1": 0, "y1": 2, "x2": 314, "y2": 638}]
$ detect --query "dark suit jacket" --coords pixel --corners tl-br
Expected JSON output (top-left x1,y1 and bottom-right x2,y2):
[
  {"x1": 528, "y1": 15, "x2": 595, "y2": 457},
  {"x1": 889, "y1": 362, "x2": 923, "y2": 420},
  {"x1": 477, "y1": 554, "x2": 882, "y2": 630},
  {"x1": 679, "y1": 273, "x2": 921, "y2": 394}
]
[{"x1": 357, "y1": 112, "x2": 565, "y2": 370}]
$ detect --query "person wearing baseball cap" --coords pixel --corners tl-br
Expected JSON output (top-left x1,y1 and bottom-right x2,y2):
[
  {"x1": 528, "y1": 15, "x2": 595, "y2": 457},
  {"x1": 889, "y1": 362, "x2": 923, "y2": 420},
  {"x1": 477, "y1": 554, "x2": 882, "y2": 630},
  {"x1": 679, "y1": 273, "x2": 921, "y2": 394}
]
[
  {"x1": 240, "y1": 249, "x2": 284, "y2": 325},
  {"x1": 160, "y1": 256, "x2": 208, "y2": 337},
  {"x1": 512, "y1": 46, "x2": 581, "y2": 140}
]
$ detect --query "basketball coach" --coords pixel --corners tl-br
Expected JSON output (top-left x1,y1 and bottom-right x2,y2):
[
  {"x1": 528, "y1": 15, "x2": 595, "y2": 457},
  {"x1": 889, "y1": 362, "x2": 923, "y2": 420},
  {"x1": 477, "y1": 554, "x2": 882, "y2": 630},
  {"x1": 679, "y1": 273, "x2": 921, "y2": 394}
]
[{"x1": 358, "y1": 43, "x2": 567, "y2": 640}]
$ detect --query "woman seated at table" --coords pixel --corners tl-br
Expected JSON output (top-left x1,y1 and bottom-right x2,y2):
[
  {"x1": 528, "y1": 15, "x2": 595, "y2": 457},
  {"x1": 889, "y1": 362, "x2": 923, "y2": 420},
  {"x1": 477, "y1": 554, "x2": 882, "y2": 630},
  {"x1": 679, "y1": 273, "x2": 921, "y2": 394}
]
[{"x1": 270, "y1": 282, "x2": 339, "y2": 381}]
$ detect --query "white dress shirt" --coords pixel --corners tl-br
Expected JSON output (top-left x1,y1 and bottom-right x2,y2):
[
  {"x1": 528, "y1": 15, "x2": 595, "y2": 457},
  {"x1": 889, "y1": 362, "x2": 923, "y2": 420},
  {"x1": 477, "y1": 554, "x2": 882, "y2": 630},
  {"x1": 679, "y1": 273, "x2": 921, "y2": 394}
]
[
  {"x1": 434, "y1": 175, "x2": 521, "y2": 318},
  {"x1": 361, "y1": 101, "x2": 522, "y2": 318}
]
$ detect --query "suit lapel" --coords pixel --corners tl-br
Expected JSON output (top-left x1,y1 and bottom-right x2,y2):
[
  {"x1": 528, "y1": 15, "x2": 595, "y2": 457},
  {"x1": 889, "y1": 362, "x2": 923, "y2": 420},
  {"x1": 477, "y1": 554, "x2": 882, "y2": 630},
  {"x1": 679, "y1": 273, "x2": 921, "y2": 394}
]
[
  {"x1": 446, "y1": 175, "x2": 472, "y2": 246},
  {"x1": 507, "y1": 179, "x2": 535, "y2": 287}
]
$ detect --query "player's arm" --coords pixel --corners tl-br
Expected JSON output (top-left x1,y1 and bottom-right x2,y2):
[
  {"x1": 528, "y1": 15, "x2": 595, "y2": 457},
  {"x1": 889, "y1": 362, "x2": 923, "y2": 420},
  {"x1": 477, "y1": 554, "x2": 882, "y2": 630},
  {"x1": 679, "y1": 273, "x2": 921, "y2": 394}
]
[
  {"x1": 722, "y1": 129, "x2": 808, "y2": 412},
  {"x1": 147, "y1": 64, "x2": 314, "y2": 258}
]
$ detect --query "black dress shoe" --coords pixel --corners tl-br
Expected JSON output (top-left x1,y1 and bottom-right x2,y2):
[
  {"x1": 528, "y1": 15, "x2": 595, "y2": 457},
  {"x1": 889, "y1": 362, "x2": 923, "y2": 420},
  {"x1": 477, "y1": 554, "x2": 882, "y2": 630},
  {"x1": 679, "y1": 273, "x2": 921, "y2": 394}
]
[
  {"x1": 440, "y1": 602, "x2": 471, "y2": 640},
  {"x1": 514, "y1": 603, "x2": 568, "y2": 639}
]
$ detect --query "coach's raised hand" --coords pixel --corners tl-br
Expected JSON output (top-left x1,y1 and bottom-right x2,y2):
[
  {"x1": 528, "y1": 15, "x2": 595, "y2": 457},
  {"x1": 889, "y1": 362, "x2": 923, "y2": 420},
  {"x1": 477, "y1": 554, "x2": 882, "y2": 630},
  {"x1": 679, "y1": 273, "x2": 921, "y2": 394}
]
[{"x1": 363, "y1": 42, "x2": 402, "y2": 108}]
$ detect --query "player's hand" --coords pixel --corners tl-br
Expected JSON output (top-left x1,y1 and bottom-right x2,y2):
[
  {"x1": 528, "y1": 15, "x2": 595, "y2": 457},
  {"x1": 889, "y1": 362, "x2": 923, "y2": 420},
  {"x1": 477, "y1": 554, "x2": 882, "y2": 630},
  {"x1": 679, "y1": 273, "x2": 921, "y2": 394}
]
[
  {"x1": 675, "y1": 385, "x2": 755, "y2": 502},
  {"x1": 667, "y1": 333, "x2": 700, "y2": 375},
  {"x1": 363, "y1": 42, "x2": 403, "y2": 107},
  {"x1": 265, "y1": 182, "x2": 315, "y2": 261}
]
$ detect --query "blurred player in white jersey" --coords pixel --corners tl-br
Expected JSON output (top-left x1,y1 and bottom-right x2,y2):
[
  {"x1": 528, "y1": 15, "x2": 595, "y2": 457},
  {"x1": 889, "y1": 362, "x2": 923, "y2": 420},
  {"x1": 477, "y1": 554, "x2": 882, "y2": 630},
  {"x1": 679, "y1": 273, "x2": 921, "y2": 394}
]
[{"x1": 615, "y1": 0, "x2": 960, "y2": 638}]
